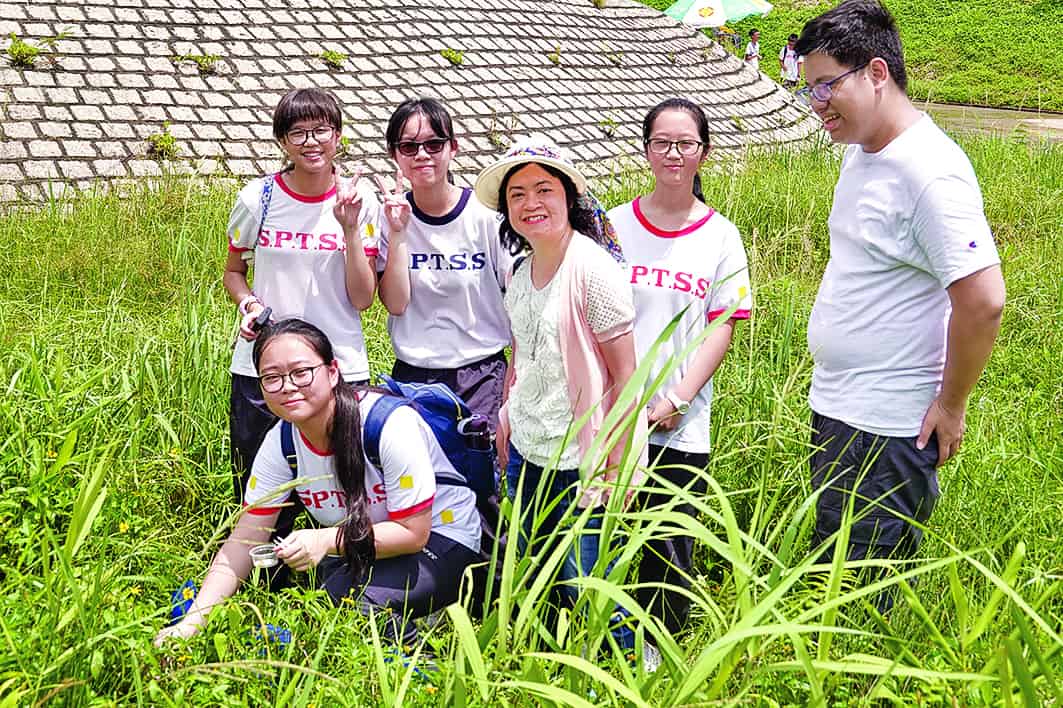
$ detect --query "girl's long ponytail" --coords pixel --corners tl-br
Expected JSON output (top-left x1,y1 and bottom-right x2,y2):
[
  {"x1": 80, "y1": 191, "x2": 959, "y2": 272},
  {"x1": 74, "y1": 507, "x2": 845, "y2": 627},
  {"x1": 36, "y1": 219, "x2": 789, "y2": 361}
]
[{"x1": 329, "y1": 380, "x2": 375, "y2": 579}]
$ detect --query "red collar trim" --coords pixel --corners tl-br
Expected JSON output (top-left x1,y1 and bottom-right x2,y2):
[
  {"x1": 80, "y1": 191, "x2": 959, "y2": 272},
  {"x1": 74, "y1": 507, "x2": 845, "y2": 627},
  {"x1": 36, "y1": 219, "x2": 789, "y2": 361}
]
[
  {"x1": 633, "y1": 196, "x2": 714, "y2": 238},
  {"x1": 274, "y1": 172, "x2": 337, "y2": 203},
  {"x1": 299, "y1": 430, "x2": 333, "y2": 457}
]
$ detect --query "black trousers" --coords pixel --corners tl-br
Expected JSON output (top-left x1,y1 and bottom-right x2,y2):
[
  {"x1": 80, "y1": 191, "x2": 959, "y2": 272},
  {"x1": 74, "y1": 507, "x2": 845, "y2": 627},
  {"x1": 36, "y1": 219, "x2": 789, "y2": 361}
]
[
  {"x1": 317, "y1": 532, "x2": 480, "y2": 644},
  {"x1": 810, "y1": 412, "x2": 941, "y2": 611},
  {"x1": 637, "y1": 444, "x2": 710, "y2": 636}
]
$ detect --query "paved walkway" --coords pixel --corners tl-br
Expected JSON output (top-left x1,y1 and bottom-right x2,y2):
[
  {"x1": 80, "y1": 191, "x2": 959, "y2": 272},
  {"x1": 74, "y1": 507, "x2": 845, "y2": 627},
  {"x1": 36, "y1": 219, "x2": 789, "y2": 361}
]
[{"x1": 923, "y1": 102, "x2": 1063, "y2": 143}]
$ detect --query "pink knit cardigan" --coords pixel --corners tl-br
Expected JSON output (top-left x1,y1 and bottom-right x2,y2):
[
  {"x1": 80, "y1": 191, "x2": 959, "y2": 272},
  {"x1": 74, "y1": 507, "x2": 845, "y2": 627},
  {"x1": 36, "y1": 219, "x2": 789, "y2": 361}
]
[{"x1": 502, "y1": 233, "x2": 648, "y2": 498}]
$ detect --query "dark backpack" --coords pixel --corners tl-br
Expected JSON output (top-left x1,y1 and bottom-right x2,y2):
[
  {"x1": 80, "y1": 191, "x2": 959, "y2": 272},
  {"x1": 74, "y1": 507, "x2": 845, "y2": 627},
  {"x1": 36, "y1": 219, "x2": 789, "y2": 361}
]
[{"x1": 362, "y1": 375, "x2": 497, "y2": 505}]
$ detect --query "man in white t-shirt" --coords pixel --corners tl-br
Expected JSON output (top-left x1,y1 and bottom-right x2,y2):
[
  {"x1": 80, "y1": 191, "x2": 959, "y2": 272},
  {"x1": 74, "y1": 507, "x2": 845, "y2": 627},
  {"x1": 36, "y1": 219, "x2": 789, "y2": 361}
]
[
  {"x1": 779, "y1": 33, "x2": 803, "y2": 88},
  {"x1": 744, "y1": 29, "x2": 761, "y2": 71},
  {"x1": 796, "y1": 0, "x2": 1005, "y2": 604}
]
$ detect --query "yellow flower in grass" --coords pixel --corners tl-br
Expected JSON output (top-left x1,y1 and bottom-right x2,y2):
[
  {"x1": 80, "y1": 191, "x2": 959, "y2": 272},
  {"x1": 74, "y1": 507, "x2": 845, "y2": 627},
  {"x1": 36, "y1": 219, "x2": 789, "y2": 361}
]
[
  {"x1": 129, "y1": 585, "x2": 142, "y2": 597},
  {"x1": 424, "y1": 686, "x2": 438, "y2": 695},
  {"x1": 118, "y1": 522, "x2": 129, "y2": 533},
  {"x1": 182, "y1": 586, "x2": 195, "y2": 601},
  {"x1": 46, "y1": 449, "x2": 57, "y2": 459}
]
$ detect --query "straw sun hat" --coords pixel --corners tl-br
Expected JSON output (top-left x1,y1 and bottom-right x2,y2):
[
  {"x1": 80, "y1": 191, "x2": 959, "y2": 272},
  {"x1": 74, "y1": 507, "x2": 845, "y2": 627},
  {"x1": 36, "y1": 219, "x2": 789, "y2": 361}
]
[{"x1": 473, "y1": 134, "x2": 588, "y2": 210}]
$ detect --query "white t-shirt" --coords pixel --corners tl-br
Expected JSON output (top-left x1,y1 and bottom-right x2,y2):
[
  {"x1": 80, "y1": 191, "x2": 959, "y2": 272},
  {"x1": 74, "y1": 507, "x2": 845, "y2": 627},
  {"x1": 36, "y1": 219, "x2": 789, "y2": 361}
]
[
  {"x1": 807, "y1": 115, "x2": 1000, "y2": 437},
  {"x1": 780, "y1": 46, "x2": 802, "y2": 81},
  {"x1": 243, "y1": 391, "x2": 481, "y2": 552},
  {"x1": 744, "y1": 41, "x2": 760, "y2": 71},
  {"x1": 377, "y1": 187, "x2": 513, "y2": 368},
  {"x1": 227, "y1": 173, "x2": 383, "y2": 382},
  {"x1": 610, "y1": 198, "x2": 752, "y2": 454}
]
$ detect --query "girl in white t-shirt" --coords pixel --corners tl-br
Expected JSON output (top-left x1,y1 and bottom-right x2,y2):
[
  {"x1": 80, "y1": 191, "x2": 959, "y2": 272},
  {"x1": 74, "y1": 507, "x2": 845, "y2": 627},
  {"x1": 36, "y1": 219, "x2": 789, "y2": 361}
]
[
  {"x1": 155, "y1": 319, "x2": 480, "y2": 647},
  {"x1": 608, "y1": 98, "x2": 752, "y2": 634},
  {"x1": 223, "y1": 89, "x2": 387, "y2": 581},
  {"x1": 376, "y1": 98, "x2": 513, "y2": 433}
]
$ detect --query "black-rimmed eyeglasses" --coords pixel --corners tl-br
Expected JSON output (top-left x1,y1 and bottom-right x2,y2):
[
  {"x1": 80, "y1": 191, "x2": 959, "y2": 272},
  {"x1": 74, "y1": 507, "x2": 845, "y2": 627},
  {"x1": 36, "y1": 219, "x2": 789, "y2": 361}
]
[
  {"x1": 259, "y1": 364, "x2": 324, "y2": 393},
  {"x1": 645, "y1": 139, "x2": 704, "y2": 156},
  {"x1": 796, "y1": 63, "x2": 868, "y2": 104},
  {"x1": 285, "y1": 125, "x2": 336, "y2": 145}
]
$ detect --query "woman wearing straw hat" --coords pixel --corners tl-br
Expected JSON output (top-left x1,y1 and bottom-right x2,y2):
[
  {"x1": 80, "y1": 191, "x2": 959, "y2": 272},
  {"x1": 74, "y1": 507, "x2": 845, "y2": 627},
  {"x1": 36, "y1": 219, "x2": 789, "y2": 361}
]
[{"x1": 473, "y1": 135, "x2": 647, "y2": 653}]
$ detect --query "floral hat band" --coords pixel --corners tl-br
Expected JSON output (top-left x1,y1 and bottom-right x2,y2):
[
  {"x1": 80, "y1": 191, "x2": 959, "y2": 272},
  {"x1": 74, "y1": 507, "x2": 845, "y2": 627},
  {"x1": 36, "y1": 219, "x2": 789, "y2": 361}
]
[{"x1": 472, "y1": 133, "x2": 624, "y2": 264}]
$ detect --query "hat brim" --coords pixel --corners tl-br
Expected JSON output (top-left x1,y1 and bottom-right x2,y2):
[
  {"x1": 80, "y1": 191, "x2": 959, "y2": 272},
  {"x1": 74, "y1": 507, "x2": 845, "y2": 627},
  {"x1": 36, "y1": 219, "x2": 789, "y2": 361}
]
[{"x1": 473, "y1": 155, "x2": 588, "y2": 211}]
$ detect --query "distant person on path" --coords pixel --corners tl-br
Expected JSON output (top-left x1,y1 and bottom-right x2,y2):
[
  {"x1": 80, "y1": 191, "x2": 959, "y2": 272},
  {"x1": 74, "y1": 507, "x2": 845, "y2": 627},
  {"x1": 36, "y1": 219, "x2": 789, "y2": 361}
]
[
  {"x1": 608, "y1": 98, "x2": 751, "y2": 634},
  {"x1": 474, "y1": 135, "x2": 647, "y2": 652},
  {"x1": 377, "y1": 98, "x2": 513, "y2": 433},
  {"x1": 780, "y1": 33, "x2": 803, "y2": 88},
  {"x1": 796, "y1": 0, "x2": 1005, "y2": 600},
  {"x1": 224, "y1": 88, "x2": 383, "y2": 586},
  {"x1": 744, "y1": 29, "x2": 761, "y2": 71},
  {"x1": 155, "y1": 320, "x2": 480, "y2": 646}
]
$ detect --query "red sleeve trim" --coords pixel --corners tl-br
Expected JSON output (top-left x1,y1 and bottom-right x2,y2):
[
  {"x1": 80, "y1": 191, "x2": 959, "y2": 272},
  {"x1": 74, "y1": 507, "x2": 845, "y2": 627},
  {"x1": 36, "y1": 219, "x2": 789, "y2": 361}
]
[
  {"x1": 387, "y1": 495, "x2": 434, "y2": 520},
  {"x1": 364, "y1": 246, "x2": 379, "y2": 257},
  {"x1": 707, "y1": 308, "x2": 751, "y2": 322},
  {"x1": 229, "y1": 243, "x2": 251, "y2": 253},
  {"x1": 242, "y1": 503, "x2": 282, "y2": 516}
]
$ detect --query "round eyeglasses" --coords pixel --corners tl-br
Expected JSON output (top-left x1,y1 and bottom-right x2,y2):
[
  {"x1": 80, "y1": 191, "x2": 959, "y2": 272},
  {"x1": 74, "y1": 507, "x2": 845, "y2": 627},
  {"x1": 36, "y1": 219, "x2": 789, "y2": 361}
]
[
  {"x1": 285, "y1": 125, "x2": 336, "y2": 146},
  {"x1": 796, "y1": 63, "x2": 869, "y2": 105},
  {"x1": 395, "y1": 138, "x2": 451, "y2": 157},
  {"x1": 645, "y1": 139, "x2": 704, "y2": 156},
  {"x1": 259, "y1": 364, "x2": 324, "y2": 394}
]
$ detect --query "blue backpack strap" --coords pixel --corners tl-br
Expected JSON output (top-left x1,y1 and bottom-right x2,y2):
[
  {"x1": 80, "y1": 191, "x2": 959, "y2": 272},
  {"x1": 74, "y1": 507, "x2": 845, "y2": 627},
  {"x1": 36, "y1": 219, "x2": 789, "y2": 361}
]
[
  {"x1": 258, "y1": 174, "x2": 275, "y2": 236},
  {"x1": 362, "y1": 394, "x2": 411, "y2": 469},
  {"x1": 280, "y1": 420, "x2": 298, "y2": 474}
]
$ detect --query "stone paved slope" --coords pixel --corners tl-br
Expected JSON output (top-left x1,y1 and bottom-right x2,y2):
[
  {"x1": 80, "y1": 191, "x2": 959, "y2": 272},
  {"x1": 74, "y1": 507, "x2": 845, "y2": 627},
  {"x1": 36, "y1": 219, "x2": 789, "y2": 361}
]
[{"x1": 0, "y1": 0, "x2": 818, "y2": 202}]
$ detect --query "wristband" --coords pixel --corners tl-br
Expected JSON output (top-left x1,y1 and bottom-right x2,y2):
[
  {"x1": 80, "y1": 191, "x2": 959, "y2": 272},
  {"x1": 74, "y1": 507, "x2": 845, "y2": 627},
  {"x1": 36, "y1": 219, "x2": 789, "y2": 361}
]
[{"x1": 238, "y1": 294, "x2": 261, "y2": 316}]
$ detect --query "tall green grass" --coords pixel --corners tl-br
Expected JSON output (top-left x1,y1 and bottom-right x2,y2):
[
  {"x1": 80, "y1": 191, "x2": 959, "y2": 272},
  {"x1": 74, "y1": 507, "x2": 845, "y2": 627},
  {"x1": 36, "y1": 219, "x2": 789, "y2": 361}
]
[{"x1": 0, "y1": 134, "x2": 1060, "y2": 705}]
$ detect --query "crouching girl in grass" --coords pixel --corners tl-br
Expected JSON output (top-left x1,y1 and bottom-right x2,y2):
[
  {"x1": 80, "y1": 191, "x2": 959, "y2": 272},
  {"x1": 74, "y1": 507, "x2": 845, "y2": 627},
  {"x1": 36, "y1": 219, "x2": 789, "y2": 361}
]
[
  {"x1": 154, "y1": 319, "x2": 481, "y2": 647},
  {"x1": 608, "y1": 98, "x2": 751, "y2": 634}
]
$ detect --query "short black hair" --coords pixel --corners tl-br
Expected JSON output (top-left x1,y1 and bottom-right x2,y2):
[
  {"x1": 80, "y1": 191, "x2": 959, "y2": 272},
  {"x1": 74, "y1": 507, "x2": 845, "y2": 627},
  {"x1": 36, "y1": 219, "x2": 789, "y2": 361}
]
[
  {"x1": 788, "y1": 33, "x2": 798, "y2": 42},
  {"x1": 795, "y1": 0, "x2": 907, "y2": 92},
  {"x1": 750, "y1": 28, "x2": 759, "y2": 37},
  {"x1": 272, "y1": 88, "x2": 342, "y2": 141}
]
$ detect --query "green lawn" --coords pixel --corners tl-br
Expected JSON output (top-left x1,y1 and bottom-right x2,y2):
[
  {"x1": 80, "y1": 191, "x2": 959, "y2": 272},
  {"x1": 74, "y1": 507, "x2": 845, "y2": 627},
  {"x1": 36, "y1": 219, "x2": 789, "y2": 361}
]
[
  {"x1": 0, "y1": 133, "x2": 1061, "y2": 704},
  {"x1": 639, "y1": 0, "x2": 1063, "y2": 112}
]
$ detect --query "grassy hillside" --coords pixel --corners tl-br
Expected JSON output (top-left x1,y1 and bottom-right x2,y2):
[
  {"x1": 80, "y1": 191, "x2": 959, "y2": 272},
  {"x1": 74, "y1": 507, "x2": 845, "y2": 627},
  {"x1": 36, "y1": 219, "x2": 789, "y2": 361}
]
[
  {"x1": 639, "y1": 0, "x2": 1063, "y2": 112},
  {"x1": 1, "y1": 135, "x2": 1061, "y2": 704}
]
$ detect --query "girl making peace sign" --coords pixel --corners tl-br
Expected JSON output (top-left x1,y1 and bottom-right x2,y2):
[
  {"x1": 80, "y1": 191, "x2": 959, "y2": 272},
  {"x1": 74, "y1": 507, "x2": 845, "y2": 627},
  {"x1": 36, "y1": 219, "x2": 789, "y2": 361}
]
[{"x1": 376, "y1": 98, "x2": 514, "y2": 434}]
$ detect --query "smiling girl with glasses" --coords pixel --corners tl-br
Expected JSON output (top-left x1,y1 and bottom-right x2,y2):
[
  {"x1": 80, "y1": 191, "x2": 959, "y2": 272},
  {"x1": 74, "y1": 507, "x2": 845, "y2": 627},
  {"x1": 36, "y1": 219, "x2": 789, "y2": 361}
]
[
  {"x1": 375, "y1": 97, "x2": 514, "y2": 443},
  {"x1": 608, "y1": 98, "x2": 752, "y2": 636},
  {"x1": 155, "y1": 319, "x2": 481, "y2": 648},
  {"x1": 223, "y1": 89, "x2": 384, "y2": 588}
]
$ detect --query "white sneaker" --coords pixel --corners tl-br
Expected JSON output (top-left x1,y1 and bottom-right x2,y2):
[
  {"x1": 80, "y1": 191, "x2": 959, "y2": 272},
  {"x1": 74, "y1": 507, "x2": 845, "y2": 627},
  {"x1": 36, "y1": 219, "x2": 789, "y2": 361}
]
[{"x1": 642, "y1": 642, "x2": 662, "y2": 673}]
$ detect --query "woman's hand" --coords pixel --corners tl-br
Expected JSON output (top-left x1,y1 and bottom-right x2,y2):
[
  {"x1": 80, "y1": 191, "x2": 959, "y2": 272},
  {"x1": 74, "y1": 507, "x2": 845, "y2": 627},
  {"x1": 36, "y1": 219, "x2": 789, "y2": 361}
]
[
  {"x1": 333, "y1": 167, "x2": 365, "y2": 234},
  {"x1": 495, "y1": 410, "x2": 511, "y2": 471},
  {"x1": 275, "y1": 529, "x2": 335, "y2": 572},
  {"x1": 646, "y1": 397, "x2": 681, "y2": 432},
  {"x1": 154, "y1": 618, "x2": 201, "y2": 647},
  {"x1": 374, "y1": 169, "x2": 411, "y2": 235}
]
